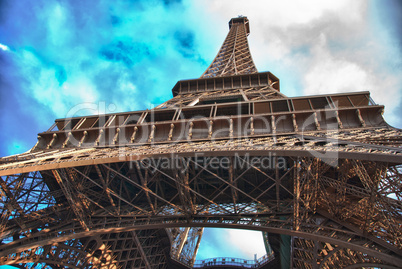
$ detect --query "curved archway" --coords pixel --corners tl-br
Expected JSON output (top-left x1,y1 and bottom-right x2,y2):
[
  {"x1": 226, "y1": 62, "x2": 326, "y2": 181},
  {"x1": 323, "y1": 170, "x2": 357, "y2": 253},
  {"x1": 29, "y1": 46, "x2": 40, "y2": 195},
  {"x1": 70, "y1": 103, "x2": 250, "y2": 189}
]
[
  {"x1": 1, "y1": 156, "x2": 401, "y2": 268},
  {"x1": 1, "y1": 219, "x2": 401, "y2": 268}
]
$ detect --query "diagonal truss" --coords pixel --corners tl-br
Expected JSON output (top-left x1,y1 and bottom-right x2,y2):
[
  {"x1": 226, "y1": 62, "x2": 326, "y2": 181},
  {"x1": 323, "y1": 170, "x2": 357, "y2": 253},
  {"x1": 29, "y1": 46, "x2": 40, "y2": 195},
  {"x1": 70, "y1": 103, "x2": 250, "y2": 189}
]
[{"x1": 0, "y1": 155, "x2": 401, "y2": 268}]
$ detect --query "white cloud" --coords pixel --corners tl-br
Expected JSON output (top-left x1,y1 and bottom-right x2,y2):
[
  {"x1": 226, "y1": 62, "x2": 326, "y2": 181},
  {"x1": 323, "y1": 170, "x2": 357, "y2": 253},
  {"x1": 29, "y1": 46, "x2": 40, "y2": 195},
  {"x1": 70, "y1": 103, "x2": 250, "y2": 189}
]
[
  {"x1": 0, "y1": 43, "x2": 9, "y2": 51},
  {"x1": 226, "y1": 229, "x2": 267, "y2": 259},
  {"x1": 303, "y1": 33, "x2": 372, "y2": 95},
  {"x1": 204, "y1": 0, "x2": 358, "y2": 27},
  {"x1": 196, "y1": 228, "x2": 267, "y2": 261},
  {"x1": 17, "y1": 49, "x2": 99, "y2": 118},
  {"x1": 111, "y1": 71, "x2": 139, "y2": 112},
  {"x1": 301, "y1": 23, "x2": 401, "y2": 126},
  {"x1": 43, "y1": 2, "x2": 74, "y2": 47}
]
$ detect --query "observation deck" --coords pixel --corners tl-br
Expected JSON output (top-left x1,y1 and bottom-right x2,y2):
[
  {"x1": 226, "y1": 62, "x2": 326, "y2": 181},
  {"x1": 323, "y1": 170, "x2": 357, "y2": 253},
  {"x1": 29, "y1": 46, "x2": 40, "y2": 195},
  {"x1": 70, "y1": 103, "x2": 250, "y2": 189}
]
[{"x1": 193, "y1": 255, "x2": 274, "y2": 268}]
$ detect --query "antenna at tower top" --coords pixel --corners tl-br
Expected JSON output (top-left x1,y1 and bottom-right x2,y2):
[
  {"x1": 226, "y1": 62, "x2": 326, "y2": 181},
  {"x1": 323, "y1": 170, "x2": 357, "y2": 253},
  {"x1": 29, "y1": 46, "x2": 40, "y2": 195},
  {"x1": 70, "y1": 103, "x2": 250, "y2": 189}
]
[{"x1": 228, "y1": 16, "x2": 250, "y2": 35}]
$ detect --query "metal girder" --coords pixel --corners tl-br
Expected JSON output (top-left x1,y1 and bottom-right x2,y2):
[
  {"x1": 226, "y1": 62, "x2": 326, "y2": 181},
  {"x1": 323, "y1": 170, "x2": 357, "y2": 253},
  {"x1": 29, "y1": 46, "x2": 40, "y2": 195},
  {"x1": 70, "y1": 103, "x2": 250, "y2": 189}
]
[
  {"x1": 0, "y1": 156, "x2": 401, "y2": 268},
  {"x1": 2, "y1": 130, "x2": 402, "y2": 178},
  {"x1": 52, "y1": 169, "x2": 91, "y2": 231},
  {"x1": 0, "y1": 213, "x2": 401, "y2": 266},
  {"x1": 169, "y1": 226, "x2": 203, "y2": 266},
  {"x1": 130, "y1": 231, "x2": 152, "y2": 269},
  {"x1": 0, "y1": 228, "x2": 171, "y2": 268},
  {"x1": 0, "y1": 237, "x2": 100, "y2": 268}
]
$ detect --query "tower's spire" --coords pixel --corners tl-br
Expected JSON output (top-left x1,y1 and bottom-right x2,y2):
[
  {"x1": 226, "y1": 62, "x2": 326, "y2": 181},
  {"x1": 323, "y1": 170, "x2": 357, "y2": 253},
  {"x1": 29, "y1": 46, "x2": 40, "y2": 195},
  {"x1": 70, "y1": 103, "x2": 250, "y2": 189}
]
[{"x1": 201, "y1": 16, "x2": 258, "y2": 78}]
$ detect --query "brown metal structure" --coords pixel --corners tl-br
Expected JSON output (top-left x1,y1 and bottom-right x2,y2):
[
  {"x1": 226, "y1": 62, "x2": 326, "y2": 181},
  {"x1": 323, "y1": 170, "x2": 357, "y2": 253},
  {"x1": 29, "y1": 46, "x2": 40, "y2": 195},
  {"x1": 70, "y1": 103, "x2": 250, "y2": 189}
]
[{"x1": 0, "y1": 16, "x2": 401, "y2": 269}]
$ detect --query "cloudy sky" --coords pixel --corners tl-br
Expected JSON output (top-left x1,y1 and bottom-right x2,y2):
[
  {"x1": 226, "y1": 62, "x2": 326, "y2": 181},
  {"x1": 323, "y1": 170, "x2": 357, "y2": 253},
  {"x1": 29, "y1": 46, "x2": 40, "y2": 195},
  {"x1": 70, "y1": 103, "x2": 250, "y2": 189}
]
[{"x1": 0, "y1": 0, "x2": 401, "y2": 264}]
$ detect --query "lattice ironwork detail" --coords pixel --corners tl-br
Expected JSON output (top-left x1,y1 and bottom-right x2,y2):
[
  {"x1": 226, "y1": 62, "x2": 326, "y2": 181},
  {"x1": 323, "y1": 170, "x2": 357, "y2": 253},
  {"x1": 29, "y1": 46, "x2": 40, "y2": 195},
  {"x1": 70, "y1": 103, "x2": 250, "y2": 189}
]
[{"x1": 201, "y1": 17, "x2": 258, "y2": 78}]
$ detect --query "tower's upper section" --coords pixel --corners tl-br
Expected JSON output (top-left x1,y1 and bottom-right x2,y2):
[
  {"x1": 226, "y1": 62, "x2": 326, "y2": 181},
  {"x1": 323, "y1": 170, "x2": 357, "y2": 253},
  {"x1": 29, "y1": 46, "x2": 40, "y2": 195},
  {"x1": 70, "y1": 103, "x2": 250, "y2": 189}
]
[
  {"x1": 0, "y1": 16, "x2": 391, "y2": 163},
  {"x1": 229, "y1": 16, "x2": 250, "y2": 35},
  {"x1": 201, "y1": 16, "x2": 258, "y2": 78}
]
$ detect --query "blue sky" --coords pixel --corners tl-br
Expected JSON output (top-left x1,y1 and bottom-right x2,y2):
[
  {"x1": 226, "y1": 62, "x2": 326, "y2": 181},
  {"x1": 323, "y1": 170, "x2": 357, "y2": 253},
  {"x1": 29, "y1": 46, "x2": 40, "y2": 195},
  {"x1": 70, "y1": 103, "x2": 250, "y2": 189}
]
[{"x1": 0, "y1": 0, "x2": 401, "y2": 265}]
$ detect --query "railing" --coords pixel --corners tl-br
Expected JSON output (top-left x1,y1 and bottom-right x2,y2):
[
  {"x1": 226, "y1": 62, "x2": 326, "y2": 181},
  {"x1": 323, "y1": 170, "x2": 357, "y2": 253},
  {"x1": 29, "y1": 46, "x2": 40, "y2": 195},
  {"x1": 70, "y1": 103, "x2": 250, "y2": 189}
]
[{"x1": 193, "y1": 253, "x2": 274, "y2": 268}]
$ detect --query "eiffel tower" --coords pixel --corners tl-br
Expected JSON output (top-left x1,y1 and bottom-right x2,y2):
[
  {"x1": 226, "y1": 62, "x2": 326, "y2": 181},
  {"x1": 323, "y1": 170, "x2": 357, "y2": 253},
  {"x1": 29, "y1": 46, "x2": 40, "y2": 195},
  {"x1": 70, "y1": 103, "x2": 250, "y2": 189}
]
[{"x1": 0, "y1": 16, "x2": 402, "y2": 269}]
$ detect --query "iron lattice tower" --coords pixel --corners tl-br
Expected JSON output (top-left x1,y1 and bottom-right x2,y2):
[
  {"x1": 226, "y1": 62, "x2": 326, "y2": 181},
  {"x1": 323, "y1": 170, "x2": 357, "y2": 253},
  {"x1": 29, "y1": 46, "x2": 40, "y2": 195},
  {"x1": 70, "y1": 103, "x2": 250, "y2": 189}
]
[{"x1": 0, "y1": 16, "x2": 402, "y2": 269}]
